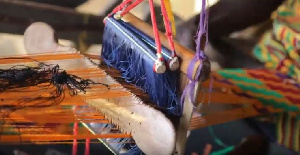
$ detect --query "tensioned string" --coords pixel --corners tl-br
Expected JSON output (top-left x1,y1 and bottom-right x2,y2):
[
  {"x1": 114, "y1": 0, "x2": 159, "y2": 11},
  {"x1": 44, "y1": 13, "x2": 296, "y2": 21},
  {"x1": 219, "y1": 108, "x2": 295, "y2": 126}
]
[
  {"x1": 181, "y1": 0, "x2": 208, "y2": 107},
  {"x1": 0, "y1": 56, "x2": 116, "y2": 144}
]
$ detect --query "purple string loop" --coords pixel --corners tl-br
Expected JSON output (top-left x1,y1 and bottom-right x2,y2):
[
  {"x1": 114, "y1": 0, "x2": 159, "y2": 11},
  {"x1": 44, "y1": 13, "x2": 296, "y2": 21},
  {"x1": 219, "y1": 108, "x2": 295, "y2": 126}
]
[{"x1": 180, "y1": 0, "x2": 208, "y2": 108}]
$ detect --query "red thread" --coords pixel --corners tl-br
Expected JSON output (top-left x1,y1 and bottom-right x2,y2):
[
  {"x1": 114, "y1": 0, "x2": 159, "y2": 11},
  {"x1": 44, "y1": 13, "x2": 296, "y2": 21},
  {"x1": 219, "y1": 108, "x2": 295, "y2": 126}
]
[
  {"x1": 280, "y1": 27, "x2": 286, "y2": 40},
  {"x1": 121, "y1": 0, "x2": 144, "y2": 16},
  {"x1": 149, "y1": 0, "x2": 163, "y2": 61},
  {"x1": 293, "y1": 38, "x2": 297, "y2": 48},
  {"x1": 109, "y1": 0, "x2": 173, "y2": 67},
  {"x1": 276, "y1": 58, "x2": 288, "y2": 70},
  {"x1": 73, "y1": 122, "x2": 78, "y2": 155},
  {"x1": 160, "y1": 0, "x2": 176, "y2": 57},
  {"x1": 85, "y1": 139, "x2": 90, "y2": 155},
  {"x1": 108, "y1": 0, "x2": 133, "y2": 17}
]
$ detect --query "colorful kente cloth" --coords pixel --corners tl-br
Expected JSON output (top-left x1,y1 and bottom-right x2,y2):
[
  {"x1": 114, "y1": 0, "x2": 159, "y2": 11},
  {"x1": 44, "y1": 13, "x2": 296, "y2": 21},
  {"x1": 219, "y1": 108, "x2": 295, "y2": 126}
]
[
  {"x1": 252, "y1": 0, "x2": 300, "y2": 152},
  {"x1": 212, "y1": 68, "x2": 300, "y2": 152},
  {"x1": 214, "y1": 69, "x2": 300, "y2": 111},
  {"x1": 254, "y1": 0, "x2": 300, "y2": 80}
]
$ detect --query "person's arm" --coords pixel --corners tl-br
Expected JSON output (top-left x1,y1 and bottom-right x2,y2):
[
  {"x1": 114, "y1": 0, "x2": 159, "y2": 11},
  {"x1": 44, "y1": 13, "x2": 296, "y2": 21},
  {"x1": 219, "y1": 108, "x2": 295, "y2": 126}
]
[{"x1": 207, "y1": 0, "x2": 284, "y2": 40}]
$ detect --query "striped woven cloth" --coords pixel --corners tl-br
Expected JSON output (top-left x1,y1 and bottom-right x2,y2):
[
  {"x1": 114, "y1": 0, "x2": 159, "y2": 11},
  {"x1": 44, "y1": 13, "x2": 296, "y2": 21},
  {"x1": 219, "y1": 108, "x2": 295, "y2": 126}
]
[
  {"x1": 252, "y1": 0, "x2": 300, "y2": 152},
  {"x1": 275, "y1": 112, "x2": 300, "y2": 151},
  {"x1": 214, "y1": 69, "x2": 300, "y2": 111},
  {"x1": 212, "y1": 68, "x2": 300, "y2": 152},
  {"x1": 254, "y1": 0, "x2": 300, "y2": 80}
]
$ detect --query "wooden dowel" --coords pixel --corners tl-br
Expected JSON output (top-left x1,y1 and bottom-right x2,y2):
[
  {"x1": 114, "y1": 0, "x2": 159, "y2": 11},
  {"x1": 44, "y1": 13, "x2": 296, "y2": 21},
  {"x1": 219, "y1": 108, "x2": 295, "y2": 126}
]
[
  {"x1": 0, "y1": 53, "x2": 83, "y2": 64},
  {"x1": 199, "y1": 92, "x2": 259, "y2": 105},
  {"x1": 189, "y1": 106, "x2": 282, "y2": 129},
  {"x1": 189, "y1": 109, "x2": 258, "y2": 130}
]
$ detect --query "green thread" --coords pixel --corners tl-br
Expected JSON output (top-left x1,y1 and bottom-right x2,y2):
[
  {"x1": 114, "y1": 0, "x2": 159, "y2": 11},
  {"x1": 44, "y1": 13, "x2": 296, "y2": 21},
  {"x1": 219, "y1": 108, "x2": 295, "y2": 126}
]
[
  {"x1": 278, "y1": 11, "x2": 294, "y2": 16},
  {"x1": 257, "y1": 97, "x2": 299, "y2": 111},
  {"x1": 218, "y1": 70, "x2": 263, "y2": 85},
  {"x1": 69, "y1": 123, "x2": 84, "y2": 128},
  {"x1": 208, "y1": 126, "x2": 228, "y2": 148},
  {"x1": 1, "y1": 131, "x2": 19, "y2": 135},
  {"x1": 286, "y1": 32, "x2": 291, "y2": 43},
  {"x1": 220, "y1": 68, "x2": 245, "y2": 74},
  {"x1": 217, "y1": 70, "x2": 299, "y2": 112},
  {"x1": 236, "y1": 84, "x2": 283, "y2": 98},
  {"x1": 208, "y1": 126, "x2": 235, "y2": 155},
  {"x1": 210, "y1": 146, "x2": 235, "y2": 155},
  {"x1": 0, "y1": 128, "x2": 19, "y2": 135},
  {"x1": 254, "y1": 46, "x2": 266, "y2": 62},
  {"x1": 267, "y1": 50, "x2": 272, "y2": 62}
]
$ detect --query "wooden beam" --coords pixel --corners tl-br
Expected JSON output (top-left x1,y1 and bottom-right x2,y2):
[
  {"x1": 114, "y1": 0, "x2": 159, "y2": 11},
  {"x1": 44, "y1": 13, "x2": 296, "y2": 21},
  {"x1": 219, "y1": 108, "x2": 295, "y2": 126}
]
[{"x1": 0, "y1": 0, "x2": 104, "y2": 44}]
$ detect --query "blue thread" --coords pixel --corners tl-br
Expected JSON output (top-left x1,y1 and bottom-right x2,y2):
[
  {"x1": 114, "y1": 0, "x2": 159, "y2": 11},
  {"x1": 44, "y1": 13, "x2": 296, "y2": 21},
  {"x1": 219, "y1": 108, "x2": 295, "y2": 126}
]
[{"x1": 101, "y1": 17, "x2": 181, "y2": 116}]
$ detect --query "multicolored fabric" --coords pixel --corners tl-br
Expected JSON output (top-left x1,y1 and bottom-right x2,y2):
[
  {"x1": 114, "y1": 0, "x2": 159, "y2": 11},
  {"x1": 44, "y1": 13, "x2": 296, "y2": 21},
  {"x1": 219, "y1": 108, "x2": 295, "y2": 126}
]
[
  {"x1": 213, "y1": 68, "x2": 300, "y2": 152},
  {"x1": 251, "y1": 0, "x2": 300, "y2": 152},
  {"x1": 276, "y1": 112, "x2": 300, "y2": 151},
  {"x1": 253, "y1": 0, "x2": 300, "y2": 80},
  {"x1": 214, "y1": 69, "x2": 300, "y2": 112}
]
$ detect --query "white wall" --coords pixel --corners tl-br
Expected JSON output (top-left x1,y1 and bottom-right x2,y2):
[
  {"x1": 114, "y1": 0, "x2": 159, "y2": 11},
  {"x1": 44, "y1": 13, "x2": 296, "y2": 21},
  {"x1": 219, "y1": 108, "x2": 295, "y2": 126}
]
[
  {"x1": 76, "y1": 0, "x2": 205, "y2": 20},
  {"x1": 0, "y1": 0, "x2": 220, "y2": 57}
]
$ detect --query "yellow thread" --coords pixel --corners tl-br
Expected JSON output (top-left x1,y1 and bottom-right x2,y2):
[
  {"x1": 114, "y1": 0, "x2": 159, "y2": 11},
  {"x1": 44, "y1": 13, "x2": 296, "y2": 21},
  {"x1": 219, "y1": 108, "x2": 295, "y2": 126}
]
[
  {"x1": 163, "y1": 0, "x2": 176, "y2": 36},
  {"x1": 271, "y1": 55, "x2": 279, "y2": 63},
  {"x1": 277, "y1": 113, "x2": 283, "y2": 144},
  {"x1": 294, "y1": 119, "x2": 299, "y2": 151},
  {"x1": 284, "y1": 59, "x2": 293, "y2": 66},
  {"x1": 294, "y1": 69, "x2": 300, "y2": 82},
  {"x1": 262, "y1": 47, "x2": 268, "y2": 61},
  {"x1": 281, "y1": 66, "x2": 289, "y2": 73},
  {"x1": 290, "y1": 50, "x2": 299, "y2": 59},
  {"x1": 284, "y1": 113, "x2": 291, "y2": 147},
  {"x1": 265, "y1": 62, "x2": 275, "y2": 68}
]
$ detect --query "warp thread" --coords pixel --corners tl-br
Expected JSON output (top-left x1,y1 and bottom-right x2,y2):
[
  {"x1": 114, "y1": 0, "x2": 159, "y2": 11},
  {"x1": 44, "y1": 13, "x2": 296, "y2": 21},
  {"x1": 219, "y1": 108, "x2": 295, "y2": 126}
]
[
  {"x1": 0, "y1": 58, "x2": 109, "y2": 97},
  {"x1": 101, "y1": 17, "x2": 181, "y2": 115},
  {"x1": 0, "y1": 57, "x2": 109, "y2": 143}
]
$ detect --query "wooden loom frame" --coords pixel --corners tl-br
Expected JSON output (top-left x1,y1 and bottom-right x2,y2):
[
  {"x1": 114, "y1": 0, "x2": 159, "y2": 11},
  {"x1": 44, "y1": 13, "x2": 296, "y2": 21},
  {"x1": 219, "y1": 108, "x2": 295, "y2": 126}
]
[
  {"x1": 0, "y1": 1, "x2": 208, "y2": 154},
  {"x1": 0, "y1": 1, "x2": 285, "y2": 154},
  {"x1": 97, "y1": 13, "x2": 211, "y2": 155},
  {"x1": 95, "y1": 12, "x2": 296, "y2": 154}
]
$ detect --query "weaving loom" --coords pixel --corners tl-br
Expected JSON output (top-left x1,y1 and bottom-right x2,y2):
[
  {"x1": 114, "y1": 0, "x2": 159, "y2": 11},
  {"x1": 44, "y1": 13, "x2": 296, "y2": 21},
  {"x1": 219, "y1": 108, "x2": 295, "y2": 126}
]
[
  {"x1": 5, "y1": 0, "x2": 300, "y2": 154},
  {"x1": 0, "y1": 52, "x2": 176, "y2": 154},
  {"x1": 0, "y1": 0, "x2": 300, "y2": 155},
  {"x1": 0, "y1": 0, "x2": 211, "y2": 154}
]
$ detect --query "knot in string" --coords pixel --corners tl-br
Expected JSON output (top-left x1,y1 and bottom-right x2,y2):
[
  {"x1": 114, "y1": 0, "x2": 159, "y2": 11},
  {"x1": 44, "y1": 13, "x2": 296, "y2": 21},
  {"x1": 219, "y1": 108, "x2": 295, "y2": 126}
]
[{"x1": 180, "y1": 0, "x2": 208, "y2": 109}]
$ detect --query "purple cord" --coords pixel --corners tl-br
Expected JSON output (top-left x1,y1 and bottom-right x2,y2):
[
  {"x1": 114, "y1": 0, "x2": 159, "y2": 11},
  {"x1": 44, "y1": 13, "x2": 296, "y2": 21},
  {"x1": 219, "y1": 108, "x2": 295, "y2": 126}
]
[{"x1": 181, "y1": 0, "x2": 208, "y2": 107}]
